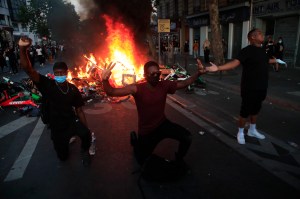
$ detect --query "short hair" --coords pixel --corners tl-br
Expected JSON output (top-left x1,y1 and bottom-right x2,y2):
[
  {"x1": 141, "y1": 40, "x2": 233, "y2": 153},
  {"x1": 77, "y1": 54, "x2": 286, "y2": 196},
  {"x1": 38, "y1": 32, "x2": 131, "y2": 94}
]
[
  {"x1": 144, "y1": 61, "x2": 159, "y2": 74},
  {"x1": 247, "y1": 28, "x2": 259, "y2": 40},
  {"x1": 53, "y1": 62, "x2": 68, "y2": 71}
]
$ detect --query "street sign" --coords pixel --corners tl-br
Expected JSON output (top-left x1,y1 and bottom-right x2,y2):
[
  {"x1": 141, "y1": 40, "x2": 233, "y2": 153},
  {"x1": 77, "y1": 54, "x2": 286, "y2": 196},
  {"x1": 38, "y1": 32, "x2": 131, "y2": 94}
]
[{"x1": 158, "y1": 19, "x2": 170, "y2": 33}]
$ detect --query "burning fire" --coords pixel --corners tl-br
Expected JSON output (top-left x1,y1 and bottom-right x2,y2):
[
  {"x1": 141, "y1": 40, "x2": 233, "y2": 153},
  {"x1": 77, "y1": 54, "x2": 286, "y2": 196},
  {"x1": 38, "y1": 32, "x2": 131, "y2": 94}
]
[{"x1": 67, "y1": 15, "x2": 146, "y2": 88}]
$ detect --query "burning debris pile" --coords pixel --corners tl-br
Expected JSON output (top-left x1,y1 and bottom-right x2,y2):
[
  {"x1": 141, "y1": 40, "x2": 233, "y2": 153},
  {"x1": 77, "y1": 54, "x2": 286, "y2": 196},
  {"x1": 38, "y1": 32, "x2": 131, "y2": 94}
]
[
  {"x1": 62, "y1": 15, "x2": 147, "y2": 103},
  {"x1": 58, "y1": 13, "x2": 202, "y2": 103}
]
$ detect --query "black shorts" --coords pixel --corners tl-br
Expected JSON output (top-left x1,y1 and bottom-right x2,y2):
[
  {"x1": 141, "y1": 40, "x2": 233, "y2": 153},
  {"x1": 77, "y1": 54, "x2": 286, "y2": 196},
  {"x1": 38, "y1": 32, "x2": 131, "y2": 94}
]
[
  {"x1": 134, "y1": 119, "x2": 191, "y2": 165},
  {"x1": 240, "y1": 89, "x2": 267, "y2": 118}
]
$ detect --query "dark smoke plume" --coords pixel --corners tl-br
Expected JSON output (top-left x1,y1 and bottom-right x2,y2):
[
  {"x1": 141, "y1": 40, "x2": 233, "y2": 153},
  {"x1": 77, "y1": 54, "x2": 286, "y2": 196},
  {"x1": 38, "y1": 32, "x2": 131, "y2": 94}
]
[{"x1": 77, "y1": 0, "x2": 153, "y2": 54}]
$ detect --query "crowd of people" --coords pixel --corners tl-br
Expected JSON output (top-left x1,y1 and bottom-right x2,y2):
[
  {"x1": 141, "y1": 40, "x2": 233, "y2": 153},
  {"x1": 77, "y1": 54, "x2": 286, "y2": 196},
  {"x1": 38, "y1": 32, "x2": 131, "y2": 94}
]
[
  {"x1": 0, "y1": 46, "x2": 19, "y2": 74},
  {"x1": 264, "y1": 35, "x2": 285, "y2": 72},
  {"x1": 0, "y1": 42, "x2": 64, "y2": 74}
]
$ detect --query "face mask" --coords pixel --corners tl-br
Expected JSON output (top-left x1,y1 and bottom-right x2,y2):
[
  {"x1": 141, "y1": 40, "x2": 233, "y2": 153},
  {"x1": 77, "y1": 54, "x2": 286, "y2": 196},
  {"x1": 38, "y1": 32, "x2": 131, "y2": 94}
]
[
  {"x1": 146, "y1": 72, "x2": 161, "y2": 87},
  {"x1": 147, "y1": 76, "x2": 160, "y2": 86},
  {"x1": 54, "y1": 75, "x2": 67, "y2": 83},
  {"x1": 278, "y1": 40, "x2": 282, "y2": 43}
]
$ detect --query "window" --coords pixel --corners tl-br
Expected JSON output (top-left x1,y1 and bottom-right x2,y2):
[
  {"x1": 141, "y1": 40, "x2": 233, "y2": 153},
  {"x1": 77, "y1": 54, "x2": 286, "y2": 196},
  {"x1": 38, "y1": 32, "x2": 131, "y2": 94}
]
[
  {"x1": 0, "y1": 0, "x2": 7, "y2": 8},
  {"x1": 13, "y1": 22, "x2": 19, "y2": 31},
  {"x1": 174, "y1": 0, "x2": 178, "y2": 18},
  {"x1": 183, "y1": 0, "x2": 188, "y2": 15},
  {"x1": 194, "y1": 0, "x2": 201, "y2": 13},
  {"x1": 22, "y1": 23, "x2": 27, "y2": 31},
  {"x1": 165, "y1": 2, "x2": 170, "y2": 18},
  {"x1": 0, "y1": 14, "x2": 6, "y2": 25}
]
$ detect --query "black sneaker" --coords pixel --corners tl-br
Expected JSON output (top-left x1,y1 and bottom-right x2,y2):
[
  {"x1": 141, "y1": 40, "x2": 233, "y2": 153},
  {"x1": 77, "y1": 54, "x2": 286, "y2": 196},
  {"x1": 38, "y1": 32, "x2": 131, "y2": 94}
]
[
  {"x1": 130, "y1": 131, "x2": 137, "y2": 146},
  {"x1": 81, "y1": 150, "x2": 91, "y2": 167}
]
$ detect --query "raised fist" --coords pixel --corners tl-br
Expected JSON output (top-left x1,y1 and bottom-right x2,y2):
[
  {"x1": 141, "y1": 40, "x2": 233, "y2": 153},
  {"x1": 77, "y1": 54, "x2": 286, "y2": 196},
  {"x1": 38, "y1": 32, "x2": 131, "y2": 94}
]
[{"x1": 18, "y1": 37, "x2": 32, "y2": 47}]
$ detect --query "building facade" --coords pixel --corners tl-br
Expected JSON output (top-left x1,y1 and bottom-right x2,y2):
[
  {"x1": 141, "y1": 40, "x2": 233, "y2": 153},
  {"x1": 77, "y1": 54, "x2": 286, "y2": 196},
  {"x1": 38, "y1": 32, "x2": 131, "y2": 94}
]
[
  {"x1": 0, "y1": 0, "x2": 13, "y2": 49},
  {"x1": 0, "y1": 0, "x2": 37, "y2": 50},
  {"x1": 8, "y1": 0, "x2": 38, "y2": 45},
  {"x1": 158, "y1": 0, "x2": 300, "y2": 67},
  {"x1": 252, "y1": 0, "x2": 300, "y2": 67}
]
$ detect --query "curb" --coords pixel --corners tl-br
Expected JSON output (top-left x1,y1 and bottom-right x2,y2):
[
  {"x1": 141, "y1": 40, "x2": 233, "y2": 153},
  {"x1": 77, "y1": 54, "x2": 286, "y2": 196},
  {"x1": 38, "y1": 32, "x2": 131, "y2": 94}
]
[{"x1": 204, "y1": 77, "x2": 300, "y2": 112}]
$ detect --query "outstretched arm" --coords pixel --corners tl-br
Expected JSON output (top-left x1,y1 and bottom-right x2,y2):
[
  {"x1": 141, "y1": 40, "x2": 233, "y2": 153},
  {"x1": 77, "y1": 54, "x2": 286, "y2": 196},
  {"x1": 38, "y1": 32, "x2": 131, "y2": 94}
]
[
  {"x1": 176, "y1": 58, "x2": 206, "y2": 90},
  {"x1": 101, "y1": 62, "x2": 137, "y2": 96},
  {"x1": 206, "y1": 59, "x2": 240, "y2": 72},
  {"x1": 18, "y1": 37, "x2": 40, "y2": 82}
]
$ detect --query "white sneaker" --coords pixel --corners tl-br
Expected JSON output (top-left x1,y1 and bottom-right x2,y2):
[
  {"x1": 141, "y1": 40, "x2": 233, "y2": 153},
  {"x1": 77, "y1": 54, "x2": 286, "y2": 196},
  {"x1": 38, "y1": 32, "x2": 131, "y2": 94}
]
[
  {"x1": 247, "y1": 130, "x2": 265, "y2": 139},
  {"x1": 69, "y1": 136, "x2": 76, "y2": 144},
  {"x1": 237, "y1": 132, "x2": 245, "y2": 145}
]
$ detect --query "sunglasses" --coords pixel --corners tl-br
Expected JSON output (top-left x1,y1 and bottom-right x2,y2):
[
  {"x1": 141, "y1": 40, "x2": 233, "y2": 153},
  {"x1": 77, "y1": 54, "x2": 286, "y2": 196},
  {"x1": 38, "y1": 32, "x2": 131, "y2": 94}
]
[{"x1": 147, "y1": 71, "x2": 161, "y2": 77}]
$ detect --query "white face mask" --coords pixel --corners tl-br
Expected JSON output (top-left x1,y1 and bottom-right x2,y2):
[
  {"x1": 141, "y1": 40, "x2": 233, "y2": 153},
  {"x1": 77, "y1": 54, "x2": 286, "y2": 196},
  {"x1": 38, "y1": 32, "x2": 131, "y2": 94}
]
[{"x1": 278, "y1": 40, "x2": 282, "y2": 43}]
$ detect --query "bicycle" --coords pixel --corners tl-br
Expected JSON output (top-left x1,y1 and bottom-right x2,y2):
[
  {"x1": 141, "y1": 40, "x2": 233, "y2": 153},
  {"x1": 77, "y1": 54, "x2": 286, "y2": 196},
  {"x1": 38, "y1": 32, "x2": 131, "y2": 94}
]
[{"x1": 0, "y1": 76, "x2": 41, "y2": 115}]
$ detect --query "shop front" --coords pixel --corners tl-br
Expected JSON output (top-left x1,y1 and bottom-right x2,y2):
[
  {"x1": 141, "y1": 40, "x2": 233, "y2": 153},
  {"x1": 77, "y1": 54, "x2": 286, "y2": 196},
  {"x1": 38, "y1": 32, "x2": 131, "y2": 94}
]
[
  {"x1": 186, "y1": 6, "x2": 250, "y2": 59},
  {"x1": 253, "y1": 0, "x2": 300, "y2": 67}
]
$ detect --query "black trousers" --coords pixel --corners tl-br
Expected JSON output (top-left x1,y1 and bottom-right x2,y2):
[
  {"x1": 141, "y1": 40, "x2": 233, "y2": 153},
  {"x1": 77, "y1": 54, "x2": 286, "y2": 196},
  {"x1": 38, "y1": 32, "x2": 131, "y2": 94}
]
[
  {"x1": 134, "y1": 119, "x2": 192, "y2": 165},
  {"x1": 204, "y1": 49, "x2": 210, "y2": 63},
  {"x1": 51, "y1": 120, "x2": 91, "y2": 161}
]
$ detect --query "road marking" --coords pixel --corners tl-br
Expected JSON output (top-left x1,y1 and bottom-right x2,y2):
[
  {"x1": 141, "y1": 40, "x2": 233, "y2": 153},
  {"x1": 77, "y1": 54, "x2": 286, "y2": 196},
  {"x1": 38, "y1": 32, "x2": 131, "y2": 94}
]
[
  {"x1": 0, "y1": 116, "x2": 36, "y2": 139},
  {"x1": 287, "y1": 91, "x2": 300, "y2": 97},
  {"x1": 166, "y1": 98, "x2": 300, "y2": 191},
  {"x1": 4, "y1": 117, "x2": 45, "y2": 182}
]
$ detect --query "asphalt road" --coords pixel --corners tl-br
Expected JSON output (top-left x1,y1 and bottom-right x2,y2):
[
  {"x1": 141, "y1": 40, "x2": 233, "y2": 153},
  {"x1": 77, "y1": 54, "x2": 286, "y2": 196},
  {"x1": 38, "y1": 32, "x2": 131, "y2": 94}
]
[
  {"x1": 0, "y1": 95, "x2": 300, "y2": 199},
  {"x1": 0, "y1": 59, "x2": 300, "y2": 198}
]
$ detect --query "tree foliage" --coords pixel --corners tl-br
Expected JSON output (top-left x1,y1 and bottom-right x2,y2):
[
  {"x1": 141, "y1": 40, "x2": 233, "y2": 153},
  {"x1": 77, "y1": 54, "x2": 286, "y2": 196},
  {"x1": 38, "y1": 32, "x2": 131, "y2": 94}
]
[
  {"x1": 18, "y1": 0, "x2": 80, "y2": 44},
  {"x1": 18, "y1": 0, "x2": 50, "y2": 37}
]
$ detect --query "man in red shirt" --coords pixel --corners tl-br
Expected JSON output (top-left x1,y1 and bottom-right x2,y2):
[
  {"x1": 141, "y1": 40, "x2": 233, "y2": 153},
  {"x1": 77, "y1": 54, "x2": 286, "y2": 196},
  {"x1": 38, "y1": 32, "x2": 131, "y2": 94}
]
[{"x1": 102, "y1": 60, "x2": 206, "y2": 165}]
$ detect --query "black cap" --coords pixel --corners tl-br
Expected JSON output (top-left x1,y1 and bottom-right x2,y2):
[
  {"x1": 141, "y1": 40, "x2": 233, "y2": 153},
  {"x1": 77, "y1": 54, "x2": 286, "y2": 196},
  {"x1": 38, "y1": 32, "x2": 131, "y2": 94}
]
[{"x1": 53, "y1": 62, "x2": 68, "y2": 71}]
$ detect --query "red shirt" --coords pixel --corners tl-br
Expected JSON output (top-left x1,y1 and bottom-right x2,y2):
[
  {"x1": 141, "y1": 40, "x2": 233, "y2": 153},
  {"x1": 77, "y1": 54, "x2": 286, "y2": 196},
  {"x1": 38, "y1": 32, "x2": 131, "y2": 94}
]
[{"x1": 132, "y1": 80, "x2": 177, "y2": 135}]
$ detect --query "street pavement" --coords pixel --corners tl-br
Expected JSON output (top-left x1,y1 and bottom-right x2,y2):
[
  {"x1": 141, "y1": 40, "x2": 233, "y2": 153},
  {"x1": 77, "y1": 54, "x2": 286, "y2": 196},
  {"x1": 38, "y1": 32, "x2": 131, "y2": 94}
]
[{"x1": 0, "y1": 56, "x2": 300, "y2": 198}]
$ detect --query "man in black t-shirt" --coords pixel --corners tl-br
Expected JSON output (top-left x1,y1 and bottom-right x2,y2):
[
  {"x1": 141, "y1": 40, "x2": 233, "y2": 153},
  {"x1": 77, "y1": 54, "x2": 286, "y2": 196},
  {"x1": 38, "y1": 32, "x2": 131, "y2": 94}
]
[
  {"x1": 18, "y1": 37, "x2": 92, "y2": 166},
  {"x1": 206, "y1": 28, "x2": 278, "y2": 145}
]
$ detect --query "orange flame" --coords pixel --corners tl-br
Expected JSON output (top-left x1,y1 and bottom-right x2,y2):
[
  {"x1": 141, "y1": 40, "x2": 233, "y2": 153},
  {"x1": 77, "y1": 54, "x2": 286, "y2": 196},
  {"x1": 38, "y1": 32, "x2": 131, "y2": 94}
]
[
  {"x1": 103, "y1": 15, "x2": 145, "y2": 86},
  {"x1": 67, "y1": 15, "x2": 146, "y2": 88},
  {"x1": 67, "y1": 15, "x2": 147, "y2": 89}
]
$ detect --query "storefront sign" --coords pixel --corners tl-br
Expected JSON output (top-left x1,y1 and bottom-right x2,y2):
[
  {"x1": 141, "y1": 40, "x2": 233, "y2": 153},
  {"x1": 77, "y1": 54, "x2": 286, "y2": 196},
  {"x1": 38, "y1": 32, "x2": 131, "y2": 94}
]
[
  {"x1": 187, "y1": 6, "x2": 249, "y2": 28},
  {"x1": 158, "y1": 19, "x2": 170, "y2": 33},
  {"x1": 253, "y1": 0, "x2": 300, "y2": 16},
  {"x1": 253, "y1": 1, "x2": 282, "y2": 16},
  {"x1": 286, "y1": 0, "x2": 300, "y2": 10},
  {"x1": 188, "y1": 17, "x2": 209, "y2": 27}
]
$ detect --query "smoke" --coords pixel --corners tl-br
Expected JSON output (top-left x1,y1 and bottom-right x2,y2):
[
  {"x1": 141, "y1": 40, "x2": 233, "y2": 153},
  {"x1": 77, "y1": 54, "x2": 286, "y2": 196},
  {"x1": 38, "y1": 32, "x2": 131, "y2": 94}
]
[
  {"x1": 65, "y1": 0, "x2": 97, "y2": 21},
  {"x1": 62, "y1": 0, "x2": 153, "y2": 66},
  {"x1": 71, "y1": 0, "x2": 153, "y2": 47}
]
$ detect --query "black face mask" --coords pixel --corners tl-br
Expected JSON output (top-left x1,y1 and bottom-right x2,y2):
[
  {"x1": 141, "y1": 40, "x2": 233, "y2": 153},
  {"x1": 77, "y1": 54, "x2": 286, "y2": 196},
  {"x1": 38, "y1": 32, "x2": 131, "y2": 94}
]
[
  {"x1": 146, "y1": 75, "x2": 160, "y2": 87},
  {"x1": 146, "y1": 71, "x2": 161, "y2": 87}
]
